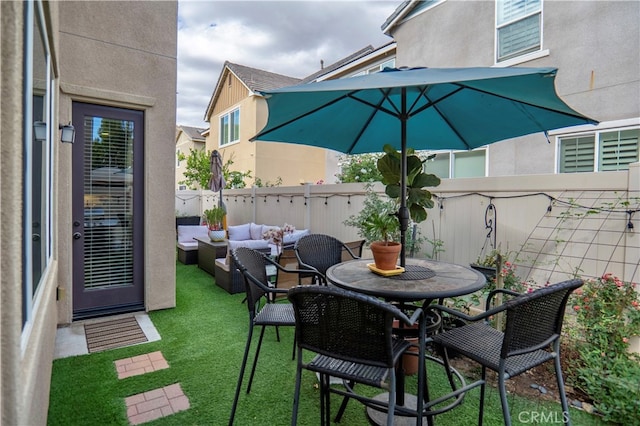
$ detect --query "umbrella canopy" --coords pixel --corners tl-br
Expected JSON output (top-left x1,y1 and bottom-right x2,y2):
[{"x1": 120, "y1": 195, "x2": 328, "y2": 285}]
[
  {"x1": 251, "y1": 67, "x2": 597, "y2": 266},
  {"x1": 208, "y1": 150, "x2": 226, "y2": 193}
]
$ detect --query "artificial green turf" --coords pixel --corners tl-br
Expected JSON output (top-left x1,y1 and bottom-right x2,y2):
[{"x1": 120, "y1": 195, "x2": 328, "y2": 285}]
[{"x1": 48, "y1": 261, "x2": 608, "y2": 425}]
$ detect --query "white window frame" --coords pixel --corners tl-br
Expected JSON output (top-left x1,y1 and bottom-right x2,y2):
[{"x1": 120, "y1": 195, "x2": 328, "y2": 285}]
[
  {"x1": 495, "y1": 0, "x2": 544, "y2": 64},
  {"x1": 553, "y1": 119, "x2": 640, "y2": 173},
  {"x1": 219, "y1": 107, "x2": 240, "y2": 146},
  {"x1": 22, "y1": 0, "x2": 53, "y2": 342},
  {"x1": 427, "y1": 148, "x2": 488, "y2": 179}
]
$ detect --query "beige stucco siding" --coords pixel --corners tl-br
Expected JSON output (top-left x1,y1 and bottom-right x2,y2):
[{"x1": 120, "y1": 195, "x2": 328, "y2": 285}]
[{"x1": 56, "y1": 1, "x2": 178, "y2": 320}]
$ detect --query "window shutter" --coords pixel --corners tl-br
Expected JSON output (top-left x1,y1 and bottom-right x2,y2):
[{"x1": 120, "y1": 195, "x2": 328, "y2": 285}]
[
  {"x1": 599, "y1": 129, "x2": 639, "y2": 171},
  {"x1": 560, "y1": 136, "x2": 595, "y2": 173}
]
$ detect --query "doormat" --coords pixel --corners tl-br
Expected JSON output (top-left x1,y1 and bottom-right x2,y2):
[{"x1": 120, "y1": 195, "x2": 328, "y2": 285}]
[{"x1": 84, "y1": 316, "x2": 148, "y2": 353}]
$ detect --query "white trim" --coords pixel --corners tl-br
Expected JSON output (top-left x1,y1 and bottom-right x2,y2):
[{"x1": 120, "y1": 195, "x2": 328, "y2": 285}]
[
  {"x1": 548, "y1": 117, "x2": 640, "y2": 136},
  {"x1": 382, "y1": 0, "x2": 446, "y2": 35},
  {"x1": 314, "y1": 43, "x2": 397, "y2": 82},
  {"x1": 493, "y1": 48, "x2": 549, "y2": 68}
]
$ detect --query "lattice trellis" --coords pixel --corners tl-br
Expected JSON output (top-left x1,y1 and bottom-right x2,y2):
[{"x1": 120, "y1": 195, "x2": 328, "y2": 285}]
[{"x1": 513, "y1": 190, "x2": 640, "y2": 285}]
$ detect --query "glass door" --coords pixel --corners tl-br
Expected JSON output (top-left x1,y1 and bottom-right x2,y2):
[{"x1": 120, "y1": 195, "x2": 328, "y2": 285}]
[{"x1": 72, "y1": 102, "x2": 144, "y2": 319}]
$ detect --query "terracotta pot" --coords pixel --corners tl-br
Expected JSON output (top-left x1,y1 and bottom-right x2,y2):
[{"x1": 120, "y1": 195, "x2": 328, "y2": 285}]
[
  {"x1": 370, "y1": 241, "x2": 401, "y2": 271},
  {"x1": 393, "y1": 319, "x2": 419, "y2": 375}
]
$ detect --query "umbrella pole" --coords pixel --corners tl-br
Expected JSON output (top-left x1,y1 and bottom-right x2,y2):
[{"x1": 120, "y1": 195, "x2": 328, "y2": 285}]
[{"x1": 399, "y1": 88, "x2": 409, "y2": 267}]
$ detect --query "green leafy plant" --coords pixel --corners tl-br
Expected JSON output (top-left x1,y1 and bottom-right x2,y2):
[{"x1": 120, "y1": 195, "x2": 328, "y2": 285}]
[
  {"x1": 179, "y1": 149, "x2": 253, "y2": 190},
  {"x1": 377, "y1": 144, "x2": 440, "y2": 223},
  {"x1": 335, "y1": 153, "x2": 383, "y2": 183},
  {"x1": 343, "y1": 186, "x2": 422, "y2": 253},
  {"x1": 178, "y1": 148, "x2": 211, "y2": 189},
  {"x1": 344, "y1": 187, "x2": 399, "y2": 244},
  {"x1": 568, "y1": 273, "x2": 640, "y2": 424},
  {"x1": 203, "y1": 207, "x2": 226, "y2": 230}
]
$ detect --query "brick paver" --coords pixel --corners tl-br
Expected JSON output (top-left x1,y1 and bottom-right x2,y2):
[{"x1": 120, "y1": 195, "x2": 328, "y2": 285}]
[
  {"x1": 115, "y1": 351, "x2": 169, "y2": 379},
  {"x1": 126, "y1": 383, "x2": 190, "y2": 425}
]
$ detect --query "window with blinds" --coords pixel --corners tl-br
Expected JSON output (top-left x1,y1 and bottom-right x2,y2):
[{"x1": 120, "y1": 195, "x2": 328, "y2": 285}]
[
  {"x1": 559, "y1": 128, "x2": 639, "y2": 173},
  {"x1": 599, "y1": 129, "x2": 639, "y2": 171},
  {"x1": 559, "y1": 135, "x2": 595, "y2": 173},
  {"x1": 83, "y1": 117, "x2": 134, "y2": 289},
  {"x1": 220, "y1": 108, "x2": 240, "y2": 146},
  {"x1": 496, "y1": 0, "x2": 542, "y2": 62}
]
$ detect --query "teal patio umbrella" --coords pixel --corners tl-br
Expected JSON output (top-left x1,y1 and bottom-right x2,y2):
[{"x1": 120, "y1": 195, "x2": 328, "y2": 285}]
[{"x1": 251, "y1": 67, "x2": 597, "y2": 266}]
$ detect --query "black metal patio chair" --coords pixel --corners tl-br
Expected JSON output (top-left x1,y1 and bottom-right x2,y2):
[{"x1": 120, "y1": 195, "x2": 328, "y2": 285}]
[
  {"x1": 428, "y1": 278, "x2": 584, "y2": 426},
  {"x1": 288, "y1": 285, "x2": 422, "y2": 426},
  {"x1": 294, "y1": 234, "x2": 361, "y2": 285},
  {"x1": 228, "y1": 247, "x2": 302, "y2": 425}
]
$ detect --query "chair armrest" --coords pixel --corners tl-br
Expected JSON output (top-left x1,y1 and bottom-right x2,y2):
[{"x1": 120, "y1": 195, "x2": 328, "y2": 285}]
[
  {"x1": 429, "y1": 302, "x2": 511, "y2": 324},
  {"x1": 341, "y1": 242, "x2": 361, "y2": 261}
]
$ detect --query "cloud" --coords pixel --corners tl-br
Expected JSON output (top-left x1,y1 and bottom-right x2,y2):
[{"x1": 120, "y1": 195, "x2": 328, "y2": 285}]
[{"x1": 177, "y1": 0, "x2": 398, "y2": 127}]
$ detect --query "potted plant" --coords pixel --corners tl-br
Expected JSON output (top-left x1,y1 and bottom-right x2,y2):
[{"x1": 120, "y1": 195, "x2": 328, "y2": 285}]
[
  {"x1": 363, "y1": 208, "x2": 402, "y2": 271},
  {"x1": 204, "y1": 207, "x2": 226, "y2": 241},
  {"x1": 369, "y1": 144, "x2": 441, "y2": 270}
]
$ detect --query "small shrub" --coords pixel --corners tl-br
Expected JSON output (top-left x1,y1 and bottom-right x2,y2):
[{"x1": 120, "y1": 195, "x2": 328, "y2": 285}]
[{"x1": 569, "y1": 273, "x2": 640, "y2": 424}]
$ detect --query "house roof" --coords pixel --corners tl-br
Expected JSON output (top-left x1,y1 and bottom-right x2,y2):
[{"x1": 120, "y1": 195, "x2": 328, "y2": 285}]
[
  {"x1": 204, "y1": 61, "x2": 301, "y2": 121},
  {"x1": 301, "y1": 42, "x2": 396, "y2": 83},
  {"x1": 176, "y1": 125, "x2": 206, "y2": 142},
  {"x1": 300, "y1": 45, "x2": 375, "y2": 84}
]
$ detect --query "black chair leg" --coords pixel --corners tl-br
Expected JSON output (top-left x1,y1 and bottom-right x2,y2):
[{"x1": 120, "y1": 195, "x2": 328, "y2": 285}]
[
  {"x1": 498, "y1": 370, "x2": 511, "y2": 426},
  {"x1": 246, "y1": 326, "x2": 267, "y2": 394},
  {"x1": 291, "y1": 352, "x2": 303, "y2": 426},
  {"x1": 229, "y1": 325, "x2": 254, "y2": 426},
  {"x1": 334, "y1": 380, "x2": 353, "y2": 422},
  {"x1": 553, "y1": 349, "x2": 571, "y2": 425},
  {"x1": 478, "y1": 366, "x2": 487, "y2": 426}
]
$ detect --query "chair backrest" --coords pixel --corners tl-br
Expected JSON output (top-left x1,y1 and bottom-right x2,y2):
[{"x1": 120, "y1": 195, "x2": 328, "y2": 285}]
[
  {"x1": 501, "y1": 278, "x2": 583, "y2": 358},
  {"x1": 294, "y1": 234, "x2": 352, "y2": 279},
  {"x1": 288, "y1": 286, "x2": 406, "y2": 368},
  {"x1": 232, "y1": 247, "x2": 272, "y2": 316}
]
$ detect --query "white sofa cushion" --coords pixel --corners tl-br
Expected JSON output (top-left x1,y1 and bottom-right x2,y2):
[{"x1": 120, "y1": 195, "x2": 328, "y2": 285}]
[
  {"x1": 228, "y1": 239, "x2": 270, "y2": 251},
  {"x1": 249, "y1": 222, "x2": 264, "y2": 240},
  {"x1": 177, "y1": 242, "x2": 198, "y2": 251},
  {"x1": 177, "y1": 225, "x2": 209, "y2": 244},
  {"x1": 283, "y1": 229, "x2": 310, "y2": 244},
  {"x1": 228, "y1": 223, "x2": 251, "y2": 241}
]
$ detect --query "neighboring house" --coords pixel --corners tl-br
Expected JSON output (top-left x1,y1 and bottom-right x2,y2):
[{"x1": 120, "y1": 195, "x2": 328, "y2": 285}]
[
  {"x1": 204, "y1": 61, "x2": 334, "y2": 187},
  {"x1": 1, "y1": 2, "x2": 177, "y2": 424},
  {"x1": 301, "y1": 42, "x2": 396, "y2": 83},
  {"x1": 382, "y1": 0, "x2": 639, "y2": 178},
  {"x1": 176, "y1": 125, "x2": 207, "y2": 190}
]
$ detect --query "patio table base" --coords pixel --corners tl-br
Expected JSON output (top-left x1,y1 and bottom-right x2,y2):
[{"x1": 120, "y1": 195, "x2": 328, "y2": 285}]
[{"x1": 366, "y1": 393, "x2": 430, "y2": 426}]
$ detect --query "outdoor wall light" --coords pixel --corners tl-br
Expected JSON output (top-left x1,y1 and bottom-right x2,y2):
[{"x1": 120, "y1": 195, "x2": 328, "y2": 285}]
[
  {"x1": 59, "y1": 123, "x2": 75, "y2": 144},
  {"x1": 33, "y1": 121, "x2": 47, "y2": 142}
]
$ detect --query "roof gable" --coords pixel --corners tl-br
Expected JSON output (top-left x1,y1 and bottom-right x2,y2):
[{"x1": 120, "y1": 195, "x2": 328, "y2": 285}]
[{"x1": 204, "y1": 61, "x2": 300, "y2": 121}]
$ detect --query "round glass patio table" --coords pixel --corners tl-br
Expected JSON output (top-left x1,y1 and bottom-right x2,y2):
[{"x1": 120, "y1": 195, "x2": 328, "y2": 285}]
[{"x1": 326, "y1": 258, "x2": 486, "y2": 425}]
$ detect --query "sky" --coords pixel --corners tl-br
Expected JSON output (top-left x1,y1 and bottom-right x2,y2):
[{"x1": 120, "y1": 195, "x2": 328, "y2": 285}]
[{"x1": 176, "y1": 0, "x2": 399, "y2": 128}]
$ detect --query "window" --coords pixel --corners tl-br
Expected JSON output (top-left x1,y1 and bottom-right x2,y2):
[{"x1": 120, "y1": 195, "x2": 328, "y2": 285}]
[
  {"x1": 24, "y1": 0, "x2": 53, "y2": 327},
  {"x1": 353, "y1": 59, "x2": 396, "y2": 77},
  {"x1": 220, "y1": 108, "x2": 239, "y2": 146},
  {"x1": 176, "y1": 149, "x2": 181, "y2": 167},
  {"x1": 559, "y1": 128, "x2": 639, "y2": 173},
  {"x1": 496, "y1": 0, "x2": 542, "y2": 62},
  {"x1": 427, "y1": 149, "x2": 487, "y2": 178}
]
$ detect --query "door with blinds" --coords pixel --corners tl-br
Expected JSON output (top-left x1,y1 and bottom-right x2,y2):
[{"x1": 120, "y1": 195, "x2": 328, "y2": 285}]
[{"x1": 72, "y1": 103, "x2": 144, "y2": 319}]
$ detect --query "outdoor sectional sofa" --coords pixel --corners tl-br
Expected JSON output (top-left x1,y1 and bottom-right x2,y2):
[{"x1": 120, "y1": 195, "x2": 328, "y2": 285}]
[
  {"x1": 214, "y1": 222, "x2": 310, "y2": 294},
  {"x1": 176, "y1": 224, "x2": 209, "y2": 264}
]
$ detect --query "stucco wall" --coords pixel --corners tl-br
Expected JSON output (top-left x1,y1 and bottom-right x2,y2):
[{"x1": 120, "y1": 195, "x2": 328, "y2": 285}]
[
  {"x1": 391, "y1": 0, "x2": 640, "y2": 177},
  {"x1": 56, "y1": 1, "x2": 178, "y2": 321}
]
